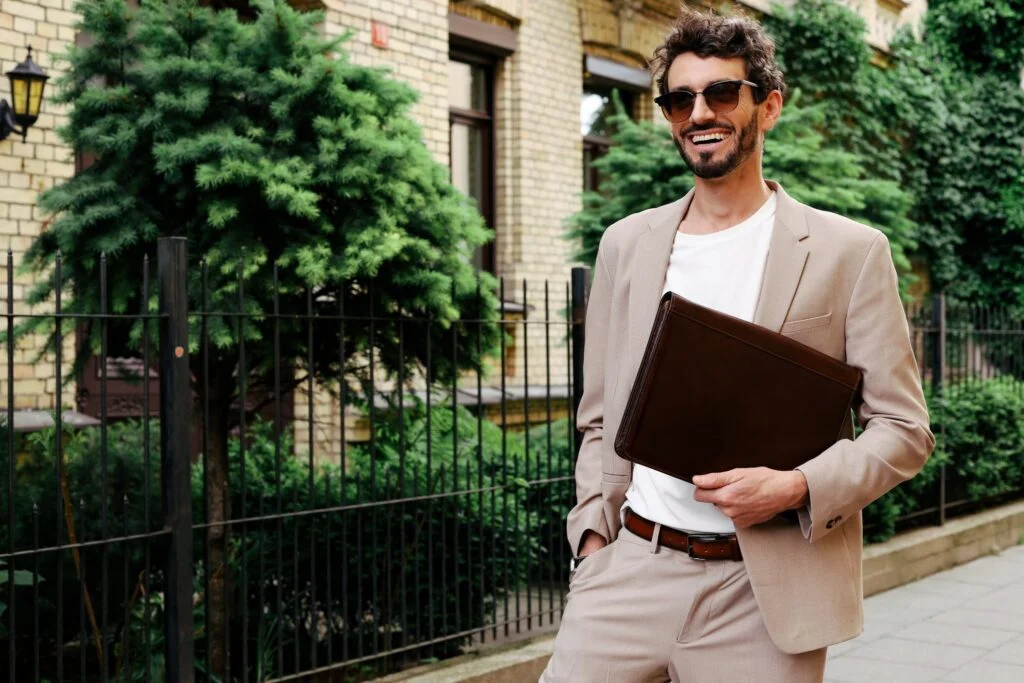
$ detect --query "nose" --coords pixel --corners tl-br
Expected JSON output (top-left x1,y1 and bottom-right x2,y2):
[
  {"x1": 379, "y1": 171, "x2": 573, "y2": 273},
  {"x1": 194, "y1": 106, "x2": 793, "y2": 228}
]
[{"x1": 689, "y1": 93, "x2": 716, "y2": 125}]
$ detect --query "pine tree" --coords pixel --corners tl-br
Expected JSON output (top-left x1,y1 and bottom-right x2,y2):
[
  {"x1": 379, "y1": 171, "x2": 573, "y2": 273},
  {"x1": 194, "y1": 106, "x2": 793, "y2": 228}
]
[
  {"x1": 566, "y1": 91, "x2": 917, "y2": 295},
  {"x1": 20, "y1": 0, "x2": 500, "y2": 673}
]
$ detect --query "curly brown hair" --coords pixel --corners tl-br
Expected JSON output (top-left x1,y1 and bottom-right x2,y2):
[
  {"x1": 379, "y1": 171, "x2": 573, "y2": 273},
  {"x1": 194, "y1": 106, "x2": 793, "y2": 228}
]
[{"x1": 650, "y1": 7, "x2": 785, "y2": 103}]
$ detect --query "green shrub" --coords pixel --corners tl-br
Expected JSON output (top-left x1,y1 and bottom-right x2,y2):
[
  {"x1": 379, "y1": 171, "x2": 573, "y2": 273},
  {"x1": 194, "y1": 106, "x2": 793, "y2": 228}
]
[
  {"x1": 863, "y1": 378, "x2": 1024, "y2": 542},
  {"x1": 0, "y1": 403, "x2": 564, "y2": 680},
  {"x1": 227, "y1": 403, "x2": 539, "y2": 672}
]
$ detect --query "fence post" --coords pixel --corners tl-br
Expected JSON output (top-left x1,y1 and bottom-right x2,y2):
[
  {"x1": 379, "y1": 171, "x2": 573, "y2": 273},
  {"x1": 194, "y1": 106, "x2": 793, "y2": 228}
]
[
  {"x1": 570, "y1": 267, "x2": 591, "y2": 458},
  {"x1": 932, "y1": 292, "x2": 947, "y2": 526},
  {"x1": 159, "y1": 237, "x2": 194, "y2": 681}
]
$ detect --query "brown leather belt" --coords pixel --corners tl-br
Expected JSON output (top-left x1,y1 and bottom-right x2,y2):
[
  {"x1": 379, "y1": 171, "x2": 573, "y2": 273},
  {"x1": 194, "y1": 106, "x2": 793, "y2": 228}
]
[{"x1": 624, "y1": 508, "x2": 743, "y2": 561}]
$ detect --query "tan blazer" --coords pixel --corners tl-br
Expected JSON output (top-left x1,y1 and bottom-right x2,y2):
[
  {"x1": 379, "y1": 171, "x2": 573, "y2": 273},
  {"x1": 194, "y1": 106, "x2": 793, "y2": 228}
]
[{"x1": 568, "y1": 180, "x2": 935, "y2": 654}]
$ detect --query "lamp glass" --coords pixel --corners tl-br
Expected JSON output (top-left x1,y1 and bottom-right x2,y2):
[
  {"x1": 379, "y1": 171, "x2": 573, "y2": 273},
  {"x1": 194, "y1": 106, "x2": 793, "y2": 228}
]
[
  {"x1": 10, "y1": 76, "x2": 27, "y2": 117},
  {"x1": 28, "y1": 79, "x2": 43, "y2": 118}
]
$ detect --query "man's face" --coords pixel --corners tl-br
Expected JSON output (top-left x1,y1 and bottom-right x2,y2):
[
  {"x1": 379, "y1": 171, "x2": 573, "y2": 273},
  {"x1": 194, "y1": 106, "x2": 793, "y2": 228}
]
[{"x1": 664, "y1": 54, "x2": 762, "y2": 180}]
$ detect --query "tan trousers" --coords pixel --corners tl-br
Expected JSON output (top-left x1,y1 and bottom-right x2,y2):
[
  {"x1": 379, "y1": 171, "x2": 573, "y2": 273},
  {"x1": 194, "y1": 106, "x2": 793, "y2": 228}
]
[{"x1": 540, "y1": 526, "x2": 826, "y2": 683}]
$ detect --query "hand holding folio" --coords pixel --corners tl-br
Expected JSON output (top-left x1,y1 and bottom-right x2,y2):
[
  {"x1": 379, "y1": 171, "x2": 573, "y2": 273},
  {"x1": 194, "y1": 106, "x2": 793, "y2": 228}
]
[{"x1": 693, "y1": 467, "x2": 809, "y2": 529}]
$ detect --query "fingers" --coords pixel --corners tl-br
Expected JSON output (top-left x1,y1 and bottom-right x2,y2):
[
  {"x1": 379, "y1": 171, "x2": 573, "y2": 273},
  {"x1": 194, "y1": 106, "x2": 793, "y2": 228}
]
[
  {"x1": 693, "y1": 487, "x2": 724, "y2": 505},
  {"x1": 692, "y1": 469, "x2": 740, "y2": 489}
]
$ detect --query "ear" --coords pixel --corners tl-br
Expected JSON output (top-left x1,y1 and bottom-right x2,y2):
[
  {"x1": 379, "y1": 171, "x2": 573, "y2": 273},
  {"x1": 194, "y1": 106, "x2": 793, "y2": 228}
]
[{"x1": 758, "y1": 89, "x2": 784, "y2": 132}]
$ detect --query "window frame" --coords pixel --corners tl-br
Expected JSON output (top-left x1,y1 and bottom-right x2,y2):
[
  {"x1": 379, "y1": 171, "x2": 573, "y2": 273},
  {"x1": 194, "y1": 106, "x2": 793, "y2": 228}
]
[{"x1": 448, "y1": 49, "x2": 498, "y2": 275}]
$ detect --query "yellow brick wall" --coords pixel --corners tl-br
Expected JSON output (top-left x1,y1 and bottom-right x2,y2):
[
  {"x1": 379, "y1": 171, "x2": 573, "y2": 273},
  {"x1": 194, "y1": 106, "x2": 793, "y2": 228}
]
[
  {"x1": 0, "y1": 0, "x2": 77, "y2": 411},
  {"x1": 323, "y1": 0, "x2": 449, "y2": 165},
  {"x1": 491, "y1": 0, "x2": 581, "y2": 388}
]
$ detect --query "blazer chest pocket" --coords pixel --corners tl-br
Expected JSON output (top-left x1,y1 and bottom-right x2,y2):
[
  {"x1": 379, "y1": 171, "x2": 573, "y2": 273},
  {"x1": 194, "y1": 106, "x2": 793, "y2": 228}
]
[{"x1": 780, "y1": 312, "x2": 831, "y2": 335}]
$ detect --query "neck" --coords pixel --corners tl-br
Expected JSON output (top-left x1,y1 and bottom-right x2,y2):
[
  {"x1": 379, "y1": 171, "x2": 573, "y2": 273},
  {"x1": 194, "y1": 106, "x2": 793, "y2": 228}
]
[{"x1": 686, "y1": 155, "x2": 772, "y2": 233}]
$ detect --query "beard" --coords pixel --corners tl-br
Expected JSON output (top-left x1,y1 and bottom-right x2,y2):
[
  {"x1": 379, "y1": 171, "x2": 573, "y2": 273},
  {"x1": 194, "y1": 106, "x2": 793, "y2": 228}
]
[{"x1": 673, "y1": 114, "x2": 760, "y2": 179}]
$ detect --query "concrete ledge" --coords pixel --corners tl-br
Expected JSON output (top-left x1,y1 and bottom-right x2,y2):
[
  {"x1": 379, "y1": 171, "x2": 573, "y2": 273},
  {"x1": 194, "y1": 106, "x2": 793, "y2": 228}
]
[
  {"x1": 380, "y1": 500, "x2": 1024, "y2": 682},
  {"x1": 374, "y1": 635, "x2": 555, "y2": 683},
  {"x1": 862, "y1": 498, "x2": 1024, "y2": 596}
]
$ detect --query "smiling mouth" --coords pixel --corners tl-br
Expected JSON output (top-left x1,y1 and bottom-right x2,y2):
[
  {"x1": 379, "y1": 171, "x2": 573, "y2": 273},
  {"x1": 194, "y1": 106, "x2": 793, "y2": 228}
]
[{"x1": 687, "y1": 131, "x2": 732, "y2": 149}]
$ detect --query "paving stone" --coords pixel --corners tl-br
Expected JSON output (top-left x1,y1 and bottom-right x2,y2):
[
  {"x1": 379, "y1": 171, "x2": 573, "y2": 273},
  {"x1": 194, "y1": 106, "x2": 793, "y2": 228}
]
[
  {"x1": 933, "y1": 557, "x2": 1023, "y2": 587},
  {"x1": 984, "y1": 634, "x2": 1024, "y2": 666},
  {"x1": 995, "y1": 545, "x2": 1024, "y2": 564},
  {"x1": 863, "y1": 598, "x2": 942, "y2": 625},
  {"x1": 902, "y1": 576, "x2": 998, "y2": 601},
  {"x1": 888, "y1": 621, "x2": 1018, "y2": 650},
  {"x1": 940, "y1": 660, "x2": 1024, "y2": 683},
  {"x1": 868, "y1": 587, "x2": 961, "y2": 611},
  {"x1": 853, "y1": 617, "x2": 904, "y2": 643},
  {"x1": 827, "y1": 639, "x2": 863, "y2": 659},
  {"x1": 824, "y1": 656, "x2": 947, "y2": 683},
  {"x1": 968, "y1": 583, "x2": 1024, "y2": 614},
  {"x1": 931, "y1": 607, "x2": 1024, "y2": 633},
  {"x1": 843, "y1": 637, "x2": 985, "y2": 669}
]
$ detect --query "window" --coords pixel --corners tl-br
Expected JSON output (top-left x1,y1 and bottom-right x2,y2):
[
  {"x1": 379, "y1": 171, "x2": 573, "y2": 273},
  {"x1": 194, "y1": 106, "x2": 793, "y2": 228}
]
[
  {"x1": 448, "y1": 54, "x2": 496, "y2": 274},
  {"x1": 580, "y1": 56, "x2": 650, "y2": 194},
  {"x1": 581, "y1": 86, "x2": 635, "y2": 193}
]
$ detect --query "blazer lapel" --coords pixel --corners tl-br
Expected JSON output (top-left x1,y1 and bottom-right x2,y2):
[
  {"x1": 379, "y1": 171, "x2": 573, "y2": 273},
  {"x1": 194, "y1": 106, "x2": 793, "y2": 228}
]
[
  {"x1": 753, "y1": 181, "x2": 810, "y2": 332},
  {"x1": 626, "y1": 190, "x2": 693, "y2": 376}
]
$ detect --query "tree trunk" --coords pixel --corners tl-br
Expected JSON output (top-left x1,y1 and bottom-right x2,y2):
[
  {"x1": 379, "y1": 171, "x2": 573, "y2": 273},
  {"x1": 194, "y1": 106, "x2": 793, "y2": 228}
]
[{"x1": 205, "y1": 400, "x2": 232, "y2": 679}]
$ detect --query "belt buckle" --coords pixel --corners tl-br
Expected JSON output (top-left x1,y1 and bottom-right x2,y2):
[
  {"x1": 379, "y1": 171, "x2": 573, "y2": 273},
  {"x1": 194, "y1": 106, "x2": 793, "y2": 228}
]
[{"x1": 686, "y1": 533, "x2": 727, "y2": 561}]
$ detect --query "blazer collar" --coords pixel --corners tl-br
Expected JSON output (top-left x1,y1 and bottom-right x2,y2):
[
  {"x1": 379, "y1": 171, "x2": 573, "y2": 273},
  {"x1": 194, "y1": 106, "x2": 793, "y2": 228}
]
[{"x1": 625, "y1": 180, "x2": 810, "y2": 377}]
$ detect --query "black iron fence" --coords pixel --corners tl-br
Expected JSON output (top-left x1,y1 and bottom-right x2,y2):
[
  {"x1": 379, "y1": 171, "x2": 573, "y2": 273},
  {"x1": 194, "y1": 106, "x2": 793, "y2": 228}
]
[
  {"x1": 866, "y1": 295, "x2": 1024, "y2": 539},
  {"x1": 3, "y1": 240, "x2": 1024, "y2": 682},
  {"x1": 2, "y1": 238, "x2": 586, "y2": 682}
]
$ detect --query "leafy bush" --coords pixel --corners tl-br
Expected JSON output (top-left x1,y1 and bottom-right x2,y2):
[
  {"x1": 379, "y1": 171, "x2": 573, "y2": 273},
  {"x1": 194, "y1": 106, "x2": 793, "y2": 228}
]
[
  {"x1": 863, "y1": 379, "x2": 1024, "y2": 542},
  {"x1": 226, "y1": 404, "x2": 539, "y2": 673},
  {"x1": 0, "y1": 404, "x2": 572, "y2": 680}
]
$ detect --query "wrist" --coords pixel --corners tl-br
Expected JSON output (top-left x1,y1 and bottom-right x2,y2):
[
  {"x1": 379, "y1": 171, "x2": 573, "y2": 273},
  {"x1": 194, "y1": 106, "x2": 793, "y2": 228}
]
[
  {"x1": 578, "y1": 530, "x2": 607, "y2": 557},
  {"x1": 787, "y1": 470, "x2": 810, "y2": 509}
]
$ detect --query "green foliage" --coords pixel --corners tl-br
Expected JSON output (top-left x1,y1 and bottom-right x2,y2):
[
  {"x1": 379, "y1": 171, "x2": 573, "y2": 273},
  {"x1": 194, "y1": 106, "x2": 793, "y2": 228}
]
[
  {"x1": 0, "y1": 407, "x2": 574, "y2": 679},
  {"x1": 925, "y1": 0, "x2": 1024, "y2": 78},
  {"x1": 893, "y1": 54, "x2": 1024, "y2": 305},
  {"x1": 864, "y1": 379, "x2": 1024, "y2": 542},
  {"x1": 761, "y1": 94, "x2": 915, "y2": 285},
  {"x1": 113, "y1": 573, "x2": 219, "y2": 683},
  {"x1": 565, "y1": 91, "x2": 917, "y2": 294},
  {"x1": 764, "y1": 0, "x2": 870, "y2": 104},
  {"x1": 566, "y1": 92, "x2": 693, "y2": 267},
  {"x1": 0, "y1": 559, "x2": 41, "y2": 628},
  {"x1": 764, "y1": 0, "x2": 902, "y2": 182},
  {"x1": 767, "y1": 0, "x2": 1024, "y2": 306},
  {"x1": 18, "y1": 0, "x2": 500, "y2": 396}
]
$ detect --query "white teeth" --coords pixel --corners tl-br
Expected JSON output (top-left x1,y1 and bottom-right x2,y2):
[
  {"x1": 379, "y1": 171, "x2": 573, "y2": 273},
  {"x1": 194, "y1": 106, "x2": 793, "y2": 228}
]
[{"x1": 691, "y1": 133, "x2": 728, "y2": 143}]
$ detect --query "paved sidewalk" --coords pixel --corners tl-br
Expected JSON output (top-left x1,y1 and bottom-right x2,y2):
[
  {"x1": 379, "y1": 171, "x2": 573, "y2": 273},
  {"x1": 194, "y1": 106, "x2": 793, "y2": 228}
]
[{"x1": 826, "y1": 543, "x2": 1024, "y2": 682}]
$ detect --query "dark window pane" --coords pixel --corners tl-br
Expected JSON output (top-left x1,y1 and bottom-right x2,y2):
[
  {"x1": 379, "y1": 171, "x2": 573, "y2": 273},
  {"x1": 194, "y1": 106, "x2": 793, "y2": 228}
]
[
  {"x1": 449, "y1": 59, "x2": 488, "y2": 112},
  {"x1": 582, "y1": 85, "x2": 636, "y2": 193},
  {"x1": 580, "y1": 87, "x2": 633, "y2": 138},
  {"x1": 450, "y1": 120, "x2": 486, "y2": 207}
]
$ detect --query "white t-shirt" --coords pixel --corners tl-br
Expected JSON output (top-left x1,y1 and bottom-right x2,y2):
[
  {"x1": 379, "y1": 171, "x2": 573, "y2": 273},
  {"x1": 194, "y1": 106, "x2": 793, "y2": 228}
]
[{"x1": 623, "y1": 192, "x2": 777, "y2": 533}]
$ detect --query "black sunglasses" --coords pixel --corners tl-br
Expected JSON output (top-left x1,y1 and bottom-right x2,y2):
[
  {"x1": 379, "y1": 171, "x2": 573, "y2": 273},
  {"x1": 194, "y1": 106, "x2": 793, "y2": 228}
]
[{"x1": 654, "y1": 80, "x2": 760, "y2": 123}]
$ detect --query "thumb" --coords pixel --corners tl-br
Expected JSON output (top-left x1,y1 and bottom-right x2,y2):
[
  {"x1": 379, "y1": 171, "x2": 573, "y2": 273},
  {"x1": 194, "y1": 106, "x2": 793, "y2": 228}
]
[{"x1": 693, "y1": 470, "x2": 735, "y2": 489}]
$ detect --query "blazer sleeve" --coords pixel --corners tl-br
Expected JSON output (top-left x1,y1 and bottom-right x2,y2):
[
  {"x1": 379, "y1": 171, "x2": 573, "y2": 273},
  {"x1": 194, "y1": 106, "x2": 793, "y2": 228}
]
[
  {"x1": 565, "y1": 240, "x2": 614, "y2": 555},
  {"x1": 795, "y1": 232, "x2": 935, "y2": 543}
]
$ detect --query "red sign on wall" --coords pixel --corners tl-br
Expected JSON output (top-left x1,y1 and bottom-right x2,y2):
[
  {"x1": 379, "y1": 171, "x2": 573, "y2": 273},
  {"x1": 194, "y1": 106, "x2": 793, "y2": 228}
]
[{"x1": 371, "y1": 21, "x2": 389, "y2": 49}]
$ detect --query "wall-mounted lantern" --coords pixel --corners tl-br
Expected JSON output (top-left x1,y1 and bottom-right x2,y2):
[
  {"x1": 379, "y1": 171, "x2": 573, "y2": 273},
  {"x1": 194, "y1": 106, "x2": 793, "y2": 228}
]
[{"x1": 0, "y1": 47, "x2": 49, "y2": 143}]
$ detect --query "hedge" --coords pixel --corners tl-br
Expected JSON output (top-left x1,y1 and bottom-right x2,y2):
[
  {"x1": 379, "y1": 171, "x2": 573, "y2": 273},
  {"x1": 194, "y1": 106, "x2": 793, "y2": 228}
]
[{"x1": 864, "y1": 378, "x2": 1024, "y2": 542}]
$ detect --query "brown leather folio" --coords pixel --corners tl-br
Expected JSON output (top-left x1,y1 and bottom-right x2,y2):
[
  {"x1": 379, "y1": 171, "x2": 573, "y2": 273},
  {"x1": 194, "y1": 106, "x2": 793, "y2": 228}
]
[{"x1": 613, "y1": 292, "x2": 863, "y2": 483}]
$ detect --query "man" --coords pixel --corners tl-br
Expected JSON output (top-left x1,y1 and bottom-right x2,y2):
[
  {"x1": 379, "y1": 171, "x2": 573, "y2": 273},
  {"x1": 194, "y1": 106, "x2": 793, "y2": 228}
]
[{"x1": 540, "y1": 9, "x2": 934, "y2": 683}]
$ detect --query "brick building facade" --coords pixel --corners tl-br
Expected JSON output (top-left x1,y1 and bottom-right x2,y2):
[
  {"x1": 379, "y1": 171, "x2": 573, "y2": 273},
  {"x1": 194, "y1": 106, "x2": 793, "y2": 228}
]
[{"x1": 0, "y1": 0, "x2": 925, "y2": 454}]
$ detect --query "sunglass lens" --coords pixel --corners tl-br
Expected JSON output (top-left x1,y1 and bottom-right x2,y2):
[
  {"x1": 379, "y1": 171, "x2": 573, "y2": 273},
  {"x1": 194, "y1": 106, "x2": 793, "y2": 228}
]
[
  {"x1": 662, "y1": 91, "x2": 695, "y2": 120},
  {"x1": 704, "y1": 82, "x2": 742, "y2": 113}
]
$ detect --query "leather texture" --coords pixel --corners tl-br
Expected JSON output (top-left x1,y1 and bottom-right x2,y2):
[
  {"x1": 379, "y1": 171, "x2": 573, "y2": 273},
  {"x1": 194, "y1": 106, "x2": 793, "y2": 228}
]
[
  {"x1": 623, "y1": 508, "x2": 743, "y2": 561},
  {"x1": 613, "y1": 292, "x2": 862, "y2": 483},
  {"x1": 566, "y1": 181, "x2": 935, "y2": 654}
]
